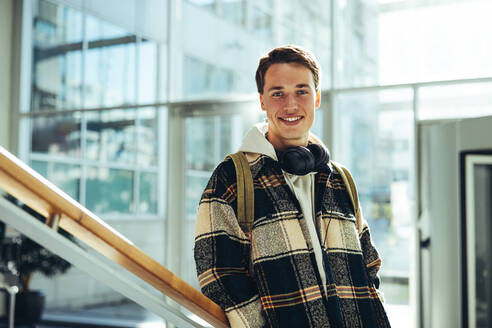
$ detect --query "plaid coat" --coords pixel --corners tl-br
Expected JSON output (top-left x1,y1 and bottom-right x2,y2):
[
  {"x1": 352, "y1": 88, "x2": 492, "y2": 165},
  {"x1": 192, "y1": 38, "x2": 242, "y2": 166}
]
[{"x1": 194, "y1": 152, "x2": 391, "y2": 327}]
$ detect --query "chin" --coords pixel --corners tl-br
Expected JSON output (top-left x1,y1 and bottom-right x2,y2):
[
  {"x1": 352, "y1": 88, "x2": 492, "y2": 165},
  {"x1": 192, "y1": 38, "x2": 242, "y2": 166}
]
[{"x1": 280, "y1": 133, "x2": 309, "y2": 143}]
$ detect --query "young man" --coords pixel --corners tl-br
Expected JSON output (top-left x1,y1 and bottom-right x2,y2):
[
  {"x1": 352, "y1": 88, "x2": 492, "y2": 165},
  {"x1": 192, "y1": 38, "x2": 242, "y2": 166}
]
[{"x1": 194, "y1": 46, "x2": 391, "y2": 327}]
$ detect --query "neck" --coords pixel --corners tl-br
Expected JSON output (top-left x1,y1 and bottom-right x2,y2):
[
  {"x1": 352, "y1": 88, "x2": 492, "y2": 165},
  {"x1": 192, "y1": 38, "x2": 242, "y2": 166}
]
[{"x1": 266, "y1": 132, "x2": 309, "y2": 151}]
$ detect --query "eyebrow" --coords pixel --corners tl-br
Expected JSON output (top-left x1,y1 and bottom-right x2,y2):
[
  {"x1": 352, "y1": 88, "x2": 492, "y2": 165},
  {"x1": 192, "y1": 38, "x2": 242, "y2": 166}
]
[{"x1": 266, "y1": 84, "x2": 311, "y2": 92}]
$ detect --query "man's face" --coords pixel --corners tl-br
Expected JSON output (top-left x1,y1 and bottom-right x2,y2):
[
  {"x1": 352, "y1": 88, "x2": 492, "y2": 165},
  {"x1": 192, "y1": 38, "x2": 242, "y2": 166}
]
[{"x1": 260, "y1": 62, "x2": 321, "y2": 150}]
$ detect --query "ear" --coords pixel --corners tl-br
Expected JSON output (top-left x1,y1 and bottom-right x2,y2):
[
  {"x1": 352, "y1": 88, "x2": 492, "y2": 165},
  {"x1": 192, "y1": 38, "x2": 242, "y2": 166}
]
[
  {"x1": 315, "y1": 90, "x2": 321, "y2": 109},
  {"x1": 259, "y1": 94, "x2": 266, "y2": 111}
]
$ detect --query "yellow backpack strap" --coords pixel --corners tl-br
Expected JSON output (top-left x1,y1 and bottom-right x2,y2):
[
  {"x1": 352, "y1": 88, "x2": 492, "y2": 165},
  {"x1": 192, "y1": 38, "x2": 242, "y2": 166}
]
[
  {"x1": 331, "y1": 161, "x2": 361, "y2": 231},
  {"x1": 228, "y1": 152, "x2": 254, "y2": 234}
]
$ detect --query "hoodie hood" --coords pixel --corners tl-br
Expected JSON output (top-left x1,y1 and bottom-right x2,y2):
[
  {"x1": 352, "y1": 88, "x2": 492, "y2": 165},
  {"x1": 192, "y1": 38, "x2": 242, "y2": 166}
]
[{"x1": 238, "y1": 122, "x2": 278, "y2": 160}]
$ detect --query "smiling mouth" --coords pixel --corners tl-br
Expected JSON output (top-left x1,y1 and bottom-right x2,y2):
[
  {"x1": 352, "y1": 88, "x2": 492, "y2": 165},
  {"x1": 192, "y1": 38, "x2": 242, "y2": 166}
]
[{"x1": 280, "y1": 116, "x2": 302, "y2": 122}]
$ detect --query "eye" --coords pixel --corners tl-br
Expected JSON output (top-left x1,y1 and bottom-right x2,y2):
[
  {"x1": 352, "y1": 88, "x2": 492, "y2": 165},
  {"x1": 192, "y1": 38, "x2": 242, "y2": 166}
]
[
  {"x1": 297, "y1": 89, "x2": 308, "y2": 95},
  {"x1": 272, "y1": 91, "x2": 283, "y2": 97}
]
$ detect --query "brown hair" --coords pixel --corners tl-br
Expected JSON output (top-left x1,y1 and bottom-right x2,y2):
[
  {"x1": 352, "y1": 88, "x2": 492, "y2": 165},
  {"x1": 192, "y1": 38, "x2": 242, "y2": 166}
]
[{"x1": 255, "y1": 45, "x2": 321, "y2": 94}]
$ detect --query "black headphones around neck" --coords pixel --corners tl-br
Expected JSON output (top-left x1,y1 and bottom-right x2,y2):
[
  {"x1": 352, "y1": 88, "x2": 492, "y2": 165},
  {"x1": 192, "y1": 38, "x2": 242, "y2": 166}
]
[{"x1": 276, "y1": 144, "x2": 331, "y2": 176}]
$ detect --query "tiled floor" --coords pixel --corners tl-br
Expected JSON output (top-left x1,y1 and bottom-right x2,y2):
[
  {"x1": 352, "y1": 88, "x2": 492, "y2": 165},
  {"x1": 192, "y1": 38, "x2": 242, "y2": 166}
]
[
  {"x1": 43, "y1": 302, "x2": 167, "y2": 327},
  {"x1": 37, "y1": 301, "x2": 412, "y2": 328}
]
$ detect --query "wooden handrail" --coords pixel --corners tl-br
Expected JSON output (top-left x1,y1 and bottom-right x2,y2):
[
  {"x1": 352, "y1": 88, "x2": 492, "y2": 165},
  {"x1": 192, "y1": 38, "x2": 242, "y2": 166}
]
[{"x1": 0, "y1": 146, "x2": 229, "y2": 328}]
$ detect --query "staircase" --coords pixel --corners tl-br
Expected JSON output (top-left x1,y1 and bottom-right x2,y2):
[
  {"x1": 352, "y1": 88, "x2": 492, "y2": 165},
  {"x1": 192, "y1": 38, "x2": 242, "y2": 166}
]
[{"x1": 0, "y1": 146, "x2": 228, "y2": 328}]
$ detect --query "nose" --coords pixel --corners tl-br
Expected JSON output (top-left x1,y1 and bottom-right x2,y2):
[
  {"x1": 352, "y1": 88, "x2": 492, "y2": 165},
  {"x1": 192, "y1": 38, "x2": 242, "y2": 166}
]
[{"x1": 284, "y1": 94, "x2": 297, "y2": 112}]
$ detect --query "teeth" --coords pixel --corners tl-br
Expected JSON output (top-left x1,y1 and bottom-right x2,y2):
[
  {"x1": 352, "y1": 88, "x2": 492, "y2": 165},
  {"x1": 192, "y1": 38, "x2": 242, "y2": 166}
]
[{"x1": 283, "y1": 117, "x2": 301, "y2": 122}]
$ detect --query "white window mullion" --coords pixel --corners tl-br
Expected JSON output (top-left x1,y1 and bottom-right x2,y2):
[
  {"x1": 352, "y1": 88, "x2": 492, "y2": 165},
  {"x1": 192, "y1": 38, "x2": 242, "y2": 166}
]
[
  {"x1": 165, "y1": 106, "x2": 185, "y2": 276},
  {"x1": 80, "y1": 9, "x2": 88, "y2": 207},
  {"x1": 133, "y1": 36, "x2": 141, "y2": 215}
]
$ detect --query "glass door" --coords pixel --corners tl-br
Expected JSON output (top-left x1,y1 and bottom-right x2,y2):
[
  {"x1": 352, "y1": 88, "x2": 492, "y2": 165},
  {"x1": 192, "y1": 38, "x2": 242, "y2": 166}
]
[{"x1": 463, "y1": 152, "x2": 492, "y2": 328}]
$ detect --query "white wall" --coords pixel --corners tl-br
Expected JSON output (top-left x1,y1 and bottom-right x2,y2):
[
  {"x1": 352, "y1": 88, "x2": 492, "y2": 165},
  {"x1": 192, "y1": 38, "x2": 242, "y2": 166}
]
[{"x1": 0, "y1": 0, "x2": 13, "y2": 151}]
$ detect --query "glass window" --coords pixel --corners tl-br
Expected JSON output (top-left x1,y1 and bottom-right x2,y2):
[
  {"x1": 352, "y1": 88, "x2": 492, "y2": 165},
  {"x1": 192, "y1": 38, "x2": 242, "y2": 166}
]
[
  {"x1": 379, "y1": 0, "x2": 492, "y2": 85},
  {"x1": 183, "y1": 56, "x2": 235, "y2": 99},
  {"x1": 186, "y1": 0, "x2": 216, "y2": 12},
  {"x1": 278, "y1": 24, "x2": 296, "y2": 44},
  {"x1": 32, "y1": 0, "x2": 83, "y2": 111},
  {"x1": 418, "y1": 82, "x2": 492, "y2": 120},
  {"x1": 334, "y1": 88, "x2": 414, "y2": 314},
  {"x1": 339, "y1": 0, "x2": 492, "y2": 88},
  {"x1": 310, "y1": 108, "x2": 324, "y2": 141},
  {"x1": 86, "y1": 167, "x2": 134, "y2": 214},
  {"x1": 24, "y1": 0, "x2": 167, "y2": 322},
  {"x1": 157, "y1": 44, "x2": 168, "y2": 103},
  {"x1": 30, "y1": 160, "x2": 81, "y2": 201},
  {"x1": 86, "y1": 109, "x2": 136, "y2": 165},
  {"x1": 31, "y1": 113, "x2": 82, "y2": 158},
  {"x1": 85, "y1": 14, "x2": 130, "y2": 42},
  {"x1": 139, "y1": 171, "x2": 158, "y2": 214},
  {"x1": 278, "y1": 0, "x2": 295, "y2": 22},
  {"x1": 185, "y1": 116, "x2": 236, "y2": 173},
  {"x1": 183, "y1": 220, "x2": 200, "y2": 288},
  {"x1": 251, "y1": 0, "x2": 272, "y2": 9},
  {"x1": 335, "y1": 0, "x2": 378, "y2": 88},
  {"x1": 137, "y1": 107, "x2": 158, "y2": 167},
  {"x1": 85, "y1": 16, "x2": 136, "y2": 108},
  {"x1": 183, "y1": 56, "x2": 210, "y2": 98},
  {"x1": 251, "y1": 7, "x2": 272, "y2": 40},
  {"x1": 138, "y1": 40, "x2": 157, "y2": 104},
  {"x1": 185, "y1": 173, "x2": 211, "y2": 220},
  {"x1": 222, "y1": 0, "x2": 245, "y2": 26}
]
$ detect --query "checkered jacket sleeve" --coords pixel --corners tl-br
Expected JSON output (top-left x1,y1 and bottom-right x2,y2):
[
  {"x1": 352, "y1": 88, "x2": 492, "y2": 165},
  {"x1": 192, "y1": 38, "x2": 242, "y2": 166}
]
[{"x1": 194, "y1": 160, "x2": 265, "y2": 328}]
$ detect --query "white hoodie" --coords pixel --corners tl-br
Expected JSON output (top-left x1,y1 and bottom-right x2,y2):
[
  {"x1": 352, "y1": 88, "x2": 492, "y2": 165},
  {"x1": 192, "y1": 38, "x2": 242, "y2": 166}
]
[{"x1": 238, "y1": 122, "x2": 327, "y2": 291}]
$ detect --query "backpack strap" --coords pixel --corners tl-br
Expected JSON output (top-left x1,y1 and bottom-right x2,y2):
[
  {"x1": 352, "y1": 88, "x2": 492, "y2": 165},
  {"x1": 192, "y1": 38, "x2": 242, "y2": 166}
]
[
  {"x1": 331, "y1": 161, "x2": 361, "y2": 232},
  {"x1": 227, "y1": 152, "x2": 254, "y2": 234}
]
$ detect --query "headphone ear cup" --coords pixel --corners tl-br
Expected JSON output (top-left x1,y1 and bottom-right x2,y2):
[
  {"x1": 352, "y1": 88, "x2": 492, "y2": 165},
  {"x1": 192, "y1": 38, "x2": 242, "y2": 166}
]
[
  {"x1": 278, "y1": 146, "x2": 315, "y2": 175},
  {"x1": 307, "y1": 144, "x2": 330, "y2": 171}
]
